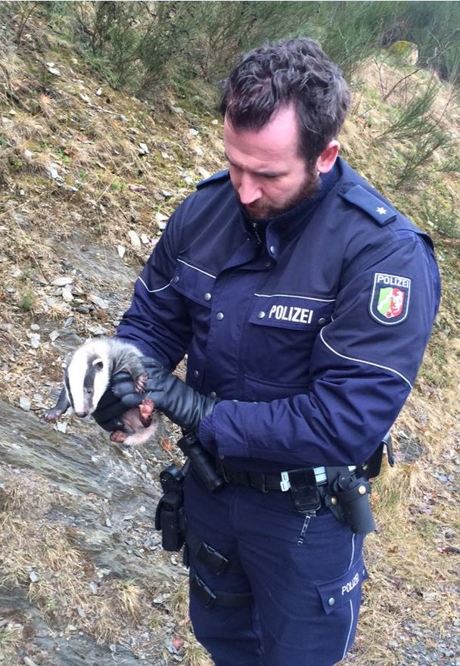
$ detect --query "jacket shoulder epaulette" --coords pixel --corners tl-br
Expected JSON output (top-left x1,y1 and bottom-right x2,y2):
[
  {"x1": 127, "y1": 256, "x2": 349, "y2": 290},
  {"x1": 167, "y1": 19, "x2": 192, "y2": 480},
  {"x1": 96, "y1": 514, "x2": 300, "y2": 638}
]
[
  {"x1": 196, "y1": 170, "x2": 230, "y2": 190},
  {"x1": 339, "y1": 184, "x2": 397, "y2": 226}
]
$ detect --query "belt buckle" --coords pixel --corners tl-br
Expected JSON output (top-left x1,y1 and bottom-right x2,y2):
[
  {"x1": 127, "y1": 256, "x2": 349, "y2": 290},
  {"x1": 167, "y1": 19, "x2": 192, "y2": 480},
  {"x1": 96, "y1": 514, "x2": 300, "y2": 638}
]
[{"x1": 280, "y1": 471, "x2": 291, "y2": 492}]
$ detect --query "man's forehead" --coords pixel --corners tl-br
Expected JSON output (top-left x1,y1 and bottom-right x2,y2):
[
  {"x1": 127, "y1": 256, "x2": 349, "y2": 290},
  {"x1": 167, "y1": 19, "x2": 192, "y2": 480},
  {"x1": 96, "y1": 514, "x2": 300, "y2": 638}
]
[
  {"x1": 224, "y1": 105, "x2": 299, "y2": 139},
  {"x1": 223, "y1": 106, "x2": 301, "y2": 163}
]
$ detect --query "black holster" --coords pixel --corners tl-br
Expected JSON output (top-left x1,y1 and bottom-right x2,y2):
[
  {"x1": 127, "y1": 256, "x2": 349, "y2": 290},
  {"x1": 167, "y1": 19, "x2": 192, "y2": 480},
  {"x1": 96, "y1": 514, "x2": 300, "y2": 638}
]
[
  {"x1": 323, "y1": 436, "x2": 394, "y2": 534},
  {"x1": 324, "y1": 467, "x2": 376, "y2": 535},
  {"x1": 177, "y1": 432, "x2": 224, "y2": 493},
  {"x1": 155, "y1": 464, "x2": 186, "y2": 551}
]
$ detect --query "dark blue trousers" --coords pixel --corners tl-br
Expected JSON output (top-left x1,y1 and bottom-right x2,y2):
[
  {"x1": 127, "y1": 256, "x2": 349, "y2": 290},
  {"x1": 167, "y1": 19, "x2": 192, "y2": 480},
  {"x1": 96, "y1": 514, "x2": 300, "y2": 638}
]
[{"x1": 184, "y1": 471, "x2": 367, "y2": 666}]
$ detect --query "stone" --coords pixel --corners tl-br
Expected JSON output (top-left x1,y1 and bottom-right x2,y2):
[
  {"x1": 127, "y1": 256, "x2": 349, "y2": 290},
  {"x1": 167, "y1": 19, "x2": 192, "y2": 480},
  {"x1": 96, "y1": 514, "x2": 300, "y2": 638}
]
[
  {"x1": 88, "y1": 294, "x2": 109, "y2": 310},
  {"x1": 19, "y1": 396, "x2": 31, "y2": 411},
  {"x1": 28, "y1": 333, "x2": 41, "y2": 349},
  {"x1": 47, "y1": 64, "x2": 61, "y2": 76},
  {"x1": 62, "y1": 285, "x2": 73, "y2": 302},
  {"x1": 128, "y1": 230, "x2": 141, "y2": 250}
]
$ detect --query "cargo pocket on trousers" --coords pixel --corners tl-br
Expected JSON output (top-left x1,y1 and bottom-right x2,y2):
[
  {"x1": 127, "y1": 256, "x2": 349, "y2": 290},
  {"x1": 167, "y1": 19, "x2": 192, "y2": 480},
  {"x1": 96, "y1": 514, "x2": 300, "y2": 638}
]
[{"x1": 316, "y1": 556, "x2": 368, "y2": 615}]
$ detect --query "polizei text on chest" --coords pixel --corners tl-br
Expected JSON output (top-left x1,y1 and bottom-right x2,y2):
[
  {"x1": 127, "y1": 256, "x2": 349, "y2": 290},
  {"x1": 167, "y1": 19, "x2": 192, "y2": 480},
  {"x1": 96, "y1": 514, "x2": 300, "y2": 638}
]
[{"x1": 268, "y1": 305, "x2": 314, "y2": 325}]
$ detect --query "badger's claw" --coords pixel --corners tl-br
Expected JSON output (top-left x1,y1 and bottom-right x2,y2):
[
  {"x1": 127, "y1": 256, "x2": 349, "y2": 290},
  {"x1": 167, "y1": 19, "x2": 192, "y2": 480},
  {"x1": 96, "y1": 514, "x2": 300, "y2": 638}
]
[
  {"x1": 134, "y1": 372, "x2": 148, "y2": 393},
  {"x1": 139, "y1": 398, "x2": 154, "y2": 427},
  {"x1": 43, "y1": 408, "x2": 64, "y2": 422},
  {"x1": 110, "y1": 430, "x2": 127, "y2": 443}
]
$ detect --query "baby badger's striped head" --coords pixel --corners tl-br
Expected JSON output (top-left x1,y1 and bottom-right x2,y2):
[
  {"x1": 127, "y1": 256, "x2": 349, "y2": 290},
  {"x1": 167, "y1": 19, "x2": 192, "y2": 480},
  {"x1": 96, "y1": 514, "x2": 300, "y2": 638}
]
[{"x1": 64, "y1": 340, "x2": 112, "y2": 417}]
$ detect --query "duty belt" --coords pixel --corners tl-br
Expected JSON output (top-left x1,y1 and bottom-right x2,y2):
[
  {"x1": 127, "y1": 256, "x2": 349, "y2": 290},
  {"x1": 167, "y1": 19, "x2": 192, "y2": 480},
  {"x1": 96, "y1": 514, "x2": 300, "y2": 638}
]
[
  {"x1": 215, "y1": 460, "x2": 357, "y2": 494},
  {"x1": 213, "y1": 460, "x2": 378, "y2": 532}
]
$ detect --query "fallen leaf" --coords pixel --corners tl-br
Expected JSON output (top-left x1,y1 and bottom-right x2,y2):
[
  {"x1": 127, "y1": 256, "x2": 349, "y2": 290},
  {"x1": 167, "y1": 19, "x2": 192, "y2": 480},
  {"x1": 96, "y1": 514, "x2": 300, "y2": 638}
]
[
  {"x1": 172, "y1": 637, "x2": 184, "y2": 651},
  {"x1": 160, "y1": 437, "x2": 173, "y2": 452},
  {"x1": 438, "y1": 545, "x2": 460, "y2": 555},
  {"x1": 128, "y1": 184, "x2": 148, "y2": 193}
]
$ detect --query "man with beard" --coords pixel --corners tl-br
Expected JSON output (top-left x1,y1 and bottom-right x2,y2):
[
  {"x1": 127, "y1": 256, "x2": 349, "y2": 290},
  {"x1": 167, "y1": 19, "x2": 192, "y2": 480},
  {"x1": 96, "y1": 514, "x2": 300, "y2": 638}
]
[{"x1": 95, "y1": 38, "x2": 440, "y2": 665}]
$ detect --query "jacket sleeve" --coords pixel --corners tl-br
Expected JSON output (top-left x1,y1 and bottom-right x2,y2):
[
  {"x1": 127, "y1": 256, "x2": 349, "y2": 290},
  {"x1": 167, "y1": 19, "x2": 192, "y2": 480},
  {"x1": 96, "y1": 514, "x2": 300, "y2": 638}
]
[
  {"x1": 199, "y1": 231, "x2": 441, "y2": 466},
  {"x1": 116, "y1": 210, "x2": 192, "y2": 371}
]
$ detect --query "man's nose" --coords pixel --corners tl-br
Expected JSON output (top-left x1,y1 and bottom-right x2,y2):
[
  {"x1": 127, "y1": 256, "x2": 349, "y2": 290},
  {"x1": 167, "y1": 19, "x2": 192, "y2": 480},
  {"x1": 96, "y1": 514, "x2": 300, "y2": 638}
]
[{"x1": 238, "y1": 174, "x2": 262, "y2": 205}]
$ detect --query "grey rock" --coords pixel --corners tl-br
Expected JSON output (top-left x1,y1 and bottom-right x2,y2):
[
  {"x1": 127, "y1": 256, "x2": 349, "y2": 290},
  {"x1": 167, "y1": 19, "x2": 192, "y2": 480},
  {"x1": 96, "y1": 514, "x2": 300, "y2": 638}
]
[{"x1": 19, "y1": 396, "x2": 31, "y2": 411}]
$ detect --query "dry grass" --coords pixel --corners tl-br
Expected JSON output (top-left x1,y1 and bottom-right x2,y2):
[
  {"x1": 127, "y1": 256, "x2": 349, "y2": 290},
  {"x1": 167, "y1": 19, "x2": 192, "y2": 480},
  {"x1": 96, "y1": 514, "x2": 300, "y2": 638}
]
[
  {"x1": 0, "y1": 475, "x2": 87, "y2": 620},
  {"x1": 0, "y1": 471, "x2": 178, "y2": 653},
  {"x1": 347, "y1": 342, "x2": 460, "y2": 664},
  {"x1": 0, "y1": 21, "x2": 223, "y2": 415},
  {"x1": 0, "y1": 621, "x2": 23, "y2": 664}
]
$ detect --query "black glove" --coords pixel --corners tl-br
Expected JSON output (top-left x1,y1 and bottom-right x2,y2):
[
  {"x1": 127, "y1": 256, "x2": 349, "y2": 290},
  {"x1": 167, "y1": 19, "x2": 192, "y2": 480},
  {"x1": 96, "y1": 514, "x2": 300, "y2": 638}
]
[
  {"x1": 101, "y1": 357, "x2": 218, "y2": 434},
  {"x1": 91, "y1": 385, "x2": 127, "y2": 432}
]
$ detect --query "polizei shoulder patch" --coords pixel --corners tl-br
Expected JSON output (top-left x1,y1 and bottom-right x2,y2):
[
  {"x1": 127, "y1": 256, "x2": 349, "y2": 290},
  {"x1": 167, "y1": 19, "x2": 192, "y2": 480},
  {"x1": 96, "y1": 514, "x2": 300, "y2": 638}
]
[{"x1": 370, "y1": 272, "x2": 411, "y2": 325}]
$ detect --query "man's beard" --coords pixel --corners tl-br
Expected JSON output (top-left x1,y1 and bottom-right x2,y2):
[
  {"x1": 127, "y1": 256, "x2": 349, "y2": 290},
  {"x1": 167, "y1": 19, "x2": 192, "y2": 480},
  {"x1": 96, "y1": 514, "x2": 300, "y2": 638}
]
[{"x1": 242, "y1": 167, "x2": 319, "y2": 221}]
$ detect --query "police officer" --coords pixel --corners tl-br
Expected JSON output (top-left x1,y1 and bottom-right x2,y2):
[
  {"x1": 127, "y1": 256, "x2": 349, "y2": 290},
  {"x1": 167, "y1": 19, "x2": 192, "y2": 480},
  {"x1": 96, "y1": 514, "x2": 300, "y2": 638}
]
[{"x1": 95, "y1": 38, "x2": 440, "y2": 665}]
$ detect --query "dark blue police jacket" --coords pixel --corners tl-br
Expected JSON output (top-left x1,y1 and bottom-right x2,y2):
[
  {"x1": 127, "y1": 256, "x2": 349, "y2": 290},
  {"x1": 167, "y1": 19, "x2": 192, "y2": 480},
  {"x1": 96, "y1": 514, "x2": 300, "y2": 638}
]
[{"x1": 117, "y1": 157, "x2": 441, "y2": 470}]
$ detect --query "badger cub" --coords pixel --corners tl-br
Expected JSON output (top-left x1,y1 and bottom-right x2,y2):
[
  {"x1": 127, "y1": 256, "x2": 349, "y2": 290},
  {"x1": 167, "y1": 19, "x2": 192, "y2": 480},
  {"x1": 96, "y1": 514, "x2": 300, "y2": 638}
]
[{"x1": 44, "y1": 337, "x2": 158, "y2": 446}]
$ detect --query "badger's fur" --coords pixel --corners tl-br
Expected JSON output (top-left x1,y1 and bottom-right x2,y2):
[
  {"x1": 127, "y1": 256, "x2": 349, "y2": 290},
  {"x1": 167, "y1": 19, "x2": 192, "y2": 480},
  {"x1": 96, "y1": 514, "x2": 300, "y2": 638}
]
[
  {"x1": 63, "y1": 337, "x2": 146, "y2": 417},
  {"x1": 44, "y1": 337, "x2": 158, "y2": 446}
]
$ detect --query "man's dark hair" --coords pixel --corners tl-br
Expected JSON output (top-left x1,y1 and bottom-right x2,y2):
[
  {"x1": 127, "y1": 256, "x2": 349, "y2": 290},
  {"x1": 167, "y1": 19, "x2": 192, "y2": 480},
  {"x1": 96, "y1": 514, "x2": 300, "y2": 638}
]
[{"x1": 220, "y1": 37, "x2": 351, "y2": 165}]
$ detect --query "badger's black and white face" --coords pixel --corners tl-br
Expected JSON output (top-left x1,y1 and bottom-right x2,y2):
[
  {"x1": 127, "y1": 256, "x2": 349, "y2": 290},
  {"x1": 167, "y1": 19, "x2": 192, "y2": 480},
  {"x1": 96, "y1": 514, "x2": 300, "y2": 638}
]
[{"x1": 64, "y1": 341, "x2": 112, "y2": 417}]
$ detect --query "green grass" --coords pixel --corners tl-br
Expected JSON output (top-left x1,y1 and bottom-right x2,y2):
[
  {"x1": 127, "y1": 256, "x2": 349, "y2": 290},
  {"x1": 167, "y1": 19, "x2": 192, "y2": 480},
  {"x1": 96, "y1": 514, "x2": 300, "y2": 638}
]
[{"x1": 18, "y1": 289, "x2": 36, "y2": 312}]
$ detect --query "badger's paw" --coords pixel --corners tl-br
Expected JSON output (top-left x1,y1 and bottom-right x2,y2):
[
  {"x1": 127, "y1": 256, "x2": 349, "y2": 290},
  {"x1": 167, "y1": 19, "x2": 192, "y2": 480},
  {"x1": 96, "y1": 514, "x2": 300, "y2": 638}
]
[
  {"x1": 139, "y1": 398, "x2": 154, "y2": 427},
  {"x1": 43, "y1": 407, "x2": 64, "y2": 422},
  {"x1": 110, "y1": 430, "x2": 127, "y2": 443},
  {"x1": 134, "y1": 372, "x2": 148, "y2": 393}
]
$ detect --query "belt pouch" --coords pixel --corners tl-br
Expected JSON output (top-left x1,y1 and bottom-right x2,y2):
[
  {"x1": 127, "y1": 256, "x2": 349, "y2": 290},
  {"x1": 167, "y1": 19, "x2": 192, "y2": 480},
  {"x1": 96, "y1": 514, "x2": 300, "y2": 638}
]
[
  {"x1": 155, "y1": 491, "x2": 185, "y2": 551},
  {"x1": 288, "y1": 469, "x2": 321, "y2": 513}
]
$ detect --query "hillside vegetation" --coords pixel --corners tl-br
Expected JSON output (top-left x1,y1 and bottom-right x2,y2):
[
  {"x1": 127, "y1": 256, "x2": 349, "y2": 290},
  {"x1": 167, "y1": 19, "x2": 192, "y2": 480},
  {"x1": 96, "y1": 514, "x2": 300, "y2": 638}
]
[{"x1": 0, "y1": 4, "x2": 459, "y2": 665}]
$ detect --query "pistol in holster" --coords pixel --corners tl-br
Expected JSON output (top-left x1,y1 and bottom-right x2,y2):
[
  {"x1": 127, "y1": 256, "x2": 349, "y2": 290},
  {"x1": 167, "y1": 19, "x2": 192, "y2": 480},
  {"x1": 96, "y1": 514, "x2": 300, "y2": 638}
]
[
  {"x1": 324, "y1": 467, "x2": 376, "y2": 535},
  {"x1": 323, "y1": 435, "x2": 394, "y2": 535},
  {"x1": 155, "y1": 463, "x2": 187, "y2": 551}
]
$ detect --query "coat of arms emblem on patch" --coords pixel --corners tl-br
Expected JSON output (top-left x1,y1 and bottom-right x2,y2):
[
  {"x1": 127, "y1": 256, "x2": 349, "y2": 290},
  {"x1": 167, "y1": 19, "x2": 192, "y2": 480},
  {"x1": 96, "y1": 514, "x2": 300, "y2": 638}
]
[{"x1": 370, "y1": 272, "x2": 411, "y2": 325}]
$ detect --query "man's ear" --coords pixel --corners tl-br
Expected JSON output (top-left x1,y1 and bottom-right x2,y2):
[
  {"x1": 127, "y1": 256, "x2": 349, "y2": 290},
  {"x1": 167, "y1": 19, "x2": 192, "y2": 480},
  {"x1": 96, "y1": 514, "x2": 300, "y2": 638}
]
[{"x1": 316, "y1": 140, "x2": 340, "y2": 173}]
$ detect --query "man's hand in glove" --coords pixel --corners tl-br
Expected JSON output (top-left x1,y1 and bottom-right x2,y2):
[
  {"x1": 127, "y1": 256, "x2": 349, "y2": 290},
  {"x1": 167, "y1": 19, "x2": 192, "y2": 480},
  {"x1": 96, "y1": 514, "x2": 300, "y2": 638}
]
[{"x1": 93, "y1": 357, "x2": 218, "y2": 434}]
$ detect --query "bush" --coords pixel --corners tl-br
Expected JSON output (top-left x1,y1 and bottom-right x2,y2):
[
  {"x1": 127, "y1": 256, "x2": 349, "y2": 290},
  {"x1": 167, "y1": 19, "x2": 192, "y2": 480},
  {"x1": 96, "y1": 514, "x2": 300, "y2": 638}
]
[
  {"x1": 31, "y1": 1, "x2": 460, "y2": 96},
  {"x1": 376, "y1": 79, "x2": 453, "y2": 189}
]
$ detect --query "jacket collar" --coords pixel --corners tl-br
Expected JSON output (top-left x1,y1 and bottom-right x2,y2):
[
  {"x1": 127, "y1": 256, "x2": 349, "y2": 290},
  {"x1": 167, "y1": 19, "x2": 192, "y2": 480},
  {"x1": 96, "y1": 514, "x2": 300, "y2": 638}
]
[{"x1": 239, "y1": 161, "x2": 341, "y2": 255}]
